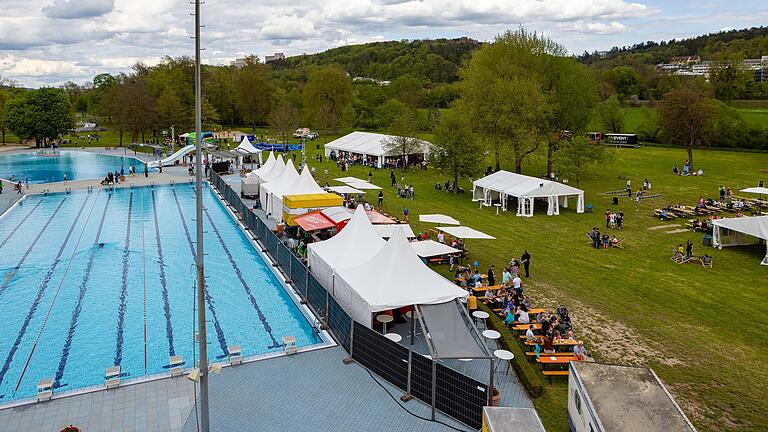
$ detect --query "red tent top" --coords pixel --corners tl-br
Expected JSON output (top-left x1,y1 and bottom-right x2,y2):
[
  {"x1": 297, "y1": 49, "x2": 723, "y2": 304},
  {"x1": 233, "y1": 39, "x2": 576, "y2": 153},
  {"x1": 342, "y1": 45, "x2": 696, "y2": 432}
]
[
  {"x1": 294, "y1": 210, "x2": 336, "y2": 232},
  {"x1": 366, "y1": 210, "x2": 395, "y2": 224}
]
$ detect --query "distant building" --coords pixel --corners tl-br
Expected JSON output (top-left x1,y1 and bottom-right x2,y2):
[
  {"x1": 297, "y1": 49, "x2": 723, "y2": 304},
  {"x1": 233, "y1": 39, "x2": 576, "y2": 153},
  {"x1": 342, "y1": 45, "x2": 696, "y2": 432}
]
[
  {"x1": 265, "y1": 52, "x2": 285, "y2": 62},
  {"x1": 656, "y1": 56, "x2": 766, "y2": 81},
  {"x1": 230, "y1": 58, "x2": 247, "y2": 68},
  {"x1": 352, "y1": 77, "x2": 391, "y2": 86},
  {"x1": 670, "y1": 55, "x2": 700, "y2": 65}
]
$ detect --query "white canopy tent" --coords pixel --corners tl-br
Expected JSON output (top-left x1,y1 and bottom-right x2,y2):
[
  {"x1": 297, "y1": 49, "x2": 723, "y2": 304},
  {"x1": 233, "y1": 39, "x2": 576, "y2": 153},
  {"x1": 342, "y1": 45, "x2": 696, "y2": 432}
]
[
  {"x1": 437, "y1": 226, "x2": 495, "y2": 240},
  {"x1": 254, "y1": 154, "x2": 284, "y2": 184},
  {"x1": 419, "y1": 214, "x2": 460, "y2": 225},
  {"x1": 327, "y1": 185, "x2": 365, "y2": 195},
  {"x1": 373, "y1": 223, "x2": 416, "y2": 239},
  {"x1": 333, "y1": 229, "x2": 468, "y2": 327},
  {"x1": 410, "y1": 240, "x2": 461, "y2": 258},
  {"x1": 235, "y1": 136, "x2": 260, "y2": 155},
  {"x1": 259, "y1": 159, "x2": 298, "y2": 217},
  {"x1": 472, "y1": 170, "x2": 585, "y2": 217},
  {"x1": 334, "y1": 176, "x2": 367, "y2": 183},
  {"x1": 712, "y1": 215, "x2": 768, "y2": 265},
  {"x1": 307, "y1": 206, "x2": 386, "y2": 293},
  {"x1": 245, "y1": 151, "x2": 275, "y2": 178},
  {"x1": 264, "y1": 165, "x2": 326, "y2": 221},
  {"x1": 325, "y1": 131, "x2": 430, "y2": 168}
]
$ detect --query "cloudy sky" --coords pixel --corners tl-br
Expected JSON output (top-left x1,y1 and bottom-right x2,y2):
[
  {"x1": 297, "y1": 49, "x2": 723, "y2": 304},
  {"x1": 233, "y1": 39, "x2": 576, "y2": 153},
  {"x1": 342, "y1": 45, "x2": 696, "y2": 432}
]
[{"x1": 1, "y1": 0, "x2": 766, "y2": 87}]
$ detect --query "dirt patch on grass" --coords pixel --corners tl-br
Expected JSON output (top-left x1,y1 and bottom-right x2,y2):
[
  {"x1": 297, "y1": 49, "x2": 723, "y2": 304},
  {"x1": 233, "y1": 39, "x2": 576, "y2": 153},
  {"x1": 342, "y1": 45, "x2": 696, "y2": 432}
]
[
  {"x1": 665, "y1": 228, "x2": 690, "y2": 234},
  {"x1": 648, "y1": 224, "x2": 672, "y2": 230}
]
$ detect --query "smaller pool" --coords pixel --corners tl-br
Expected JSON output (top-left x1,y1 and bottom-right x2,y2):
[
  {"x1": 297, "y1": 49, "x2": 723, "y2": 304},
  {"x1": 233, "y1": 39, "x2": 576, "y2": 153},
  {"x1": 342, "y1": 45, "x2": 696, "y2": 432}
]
[{"x1": 0, "y1": 151, "x2": 152, "y2": 184}]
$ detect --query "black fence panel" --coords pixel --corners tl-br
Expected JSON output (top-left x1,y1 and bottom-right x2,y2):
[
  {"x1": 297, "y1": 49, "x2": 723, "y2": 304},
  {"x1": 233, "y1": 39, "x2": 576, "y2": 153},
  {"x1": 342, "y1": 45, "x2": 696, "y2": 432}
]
[
  {"x1": 277, "y1": 242, "x2": 292, "y2": 273},
  {"x1": 410, "y1": 352, "x2": 434, "y2": 404},
  {"x1": 306, "y1": 273, "x2": 327, "y2": 317},
  {"x1": 351, "y1": 322, "x2": 409, "y2": 391},
  {"x1": 435, "y1": 363, "x2": 488, "y2": 430},
  {"x1": 290, "y1": 255, "x2": 307, "y2": 295},
  {"x1": 266, "y1": 230, "x2": 279, "y2": 260},
  {"x1": 327, "y1": 295, "x2": 352, "y2": 351}
]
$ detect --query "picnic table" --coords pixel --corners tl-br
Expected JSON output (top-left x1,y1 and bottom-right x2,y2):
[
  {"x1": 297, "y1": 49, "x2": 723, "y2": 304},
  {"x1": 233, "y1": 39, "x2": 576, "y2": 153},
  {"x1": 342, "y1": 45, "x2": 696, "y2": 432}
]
[
  {"x1": 537, "y1": 355, "x2": 578, "y2": 365},
  {"x1": 525, "y1": 338, "x2": 578, "y2": 351},
  {"x1": 512, "y1": 324, "x2": 542, "y2": 331}
]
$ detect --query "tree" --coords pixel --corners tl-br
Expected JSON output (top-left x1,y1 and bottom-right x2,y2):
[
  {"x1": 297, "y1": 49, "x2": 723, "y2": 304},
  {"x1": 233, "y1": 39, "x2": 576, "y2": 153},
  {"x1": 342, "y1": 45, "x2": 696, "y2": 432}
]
[
  {"x1": 553, "y1": 136, "x2": 611, "y2": 187},
  {"x1": 598, "y1": 95, "x2": 625, "y2": 133},
  {"x1": 709, "y1": 53, "x2": 749, "y2": 102},
  {"x1": 201, "y1": 97, "x2": 220, "y2": 131},
  {"x1": 303, "y1": 65, "x2": 353, "y2": 142},
  {"x1": 4, "y1": 88, "x2": 73, "y2": 146},
  {"x1": 382, "y1": 110, "x2": 422, "y2": 172},
  {"x1": 156, "y1": 87, "x2": 185, "y2": 132},
  {"x1": 390, "y1": 75, "x2": 424, "y2": 109},
  {"x1": 429, "y1": 113, "x2": 484, "y2": 188},
  {"x1": 636, "y1": 106, "x2": 662, "y2": 142},
  {"x1": 234, "y1": 57, "x2": 275, "y2": 131},
  {"x1": 269, "y1": 99, "x2": 300, "y2": 144},
  {"x1": 659, "y1": 87, "x2": 715, "y2": 171},
  {"x1": 456, "y1": 29, "x2": 555, "y2": 173},
  {"x1": 0, "y1": 89, "x2": 10, "y2": 144}
]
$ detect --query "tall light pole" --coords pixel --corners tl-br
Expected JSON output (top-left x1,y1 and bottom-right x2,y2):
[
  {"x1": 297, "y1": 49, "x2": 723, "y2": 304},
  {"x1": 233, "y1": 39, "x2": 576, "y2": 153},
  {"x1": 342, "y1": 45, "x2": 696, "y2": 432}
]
[{"x1": 194, "y1": 0, "x2": 210, "y2": 430}]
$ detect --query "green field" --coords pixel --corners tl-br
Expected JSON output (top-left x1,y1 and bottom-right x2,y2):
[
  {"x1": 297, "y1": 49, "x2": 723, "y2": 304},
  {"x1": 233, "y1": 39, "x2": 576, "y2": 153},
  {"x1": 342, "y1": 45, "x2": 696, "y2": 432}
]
[
  {"x1": 290, "y1": 141, "x2": 766, "y2": 431},
  {"x1": 623, "y1": 105, "x2": 768, "y2": 132}
]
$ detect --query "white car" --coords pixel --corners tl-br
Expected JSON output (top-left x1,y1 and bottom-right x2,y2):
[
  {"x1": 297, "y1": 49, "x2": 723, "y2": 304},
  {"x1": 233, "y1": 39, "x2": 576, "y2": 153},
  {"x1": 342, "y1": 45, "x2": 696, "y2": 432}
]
[
  {"x1": 305, "y1": 132, "x2": 319, "y2": 140},
  {"x1": 293, "y1": 128, "x2": 310, "y2": 138}
]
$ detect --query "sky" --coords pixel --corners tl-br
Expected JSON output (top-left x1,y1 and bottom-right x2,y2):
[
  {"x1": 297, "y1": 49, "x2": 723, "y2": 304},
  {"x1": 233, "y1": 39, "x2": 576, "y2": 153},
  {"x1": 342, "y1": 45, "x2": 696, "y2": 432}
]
[{"x1": 0, "y1": 0, "x2": 766, "y2": 87}]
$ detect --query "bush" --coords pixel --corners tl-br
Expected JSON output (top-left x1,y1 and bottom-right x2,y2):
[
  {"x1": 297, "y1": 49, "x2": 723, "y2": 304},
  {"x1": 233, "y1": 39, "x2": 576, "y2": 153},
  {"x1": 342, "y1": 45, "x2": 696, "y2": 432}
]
[{"x1": 478, "y1": 303, "x2": 544, "y2": 398}]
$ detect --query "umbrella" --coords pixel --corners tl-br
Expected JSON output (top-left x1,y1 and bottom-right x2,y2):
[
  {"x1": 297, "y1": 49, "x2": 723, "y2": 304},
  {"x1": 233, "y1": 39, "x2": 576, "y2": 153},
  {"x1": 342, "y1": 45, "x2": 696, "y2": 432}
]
[
  {"x1": 409, "y1": 240, "x2": 461, "y2": 258},
  {"x1": 437, "y1": 226, "x2": 495, "y2": 240},
  {"x1": 419, "y1": 214, "x2": 460, "y2": 225}
]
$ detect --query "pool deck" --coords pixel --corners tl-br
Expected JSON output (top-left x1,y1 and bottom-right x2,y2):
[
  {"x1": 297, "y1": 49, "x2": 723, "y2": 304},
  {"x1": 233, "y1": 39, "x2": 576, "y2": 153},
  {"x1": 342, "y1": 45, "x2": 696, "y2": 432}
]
[{"x1": 0, "y1": 148, "x2": 533, "y2": 431}]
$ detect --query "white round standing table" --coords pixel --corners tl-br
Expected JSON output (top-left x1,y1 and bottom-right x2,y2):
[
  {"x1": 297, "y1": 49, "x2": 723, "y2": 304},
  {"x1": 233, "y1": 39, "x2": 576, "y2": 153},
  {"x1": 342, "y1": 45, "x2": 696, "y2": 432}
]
[
  {"x1": 384, "y1": 333, "x2": 403, "y2": 343},
  {"x1": 482, "y1": 329, "x2": 501, "y2": 350},
  {"x1": 376, "y1": 314, "x2": 394, "y2": 333},
  {"x1": 493, "y1": 349, "x2": 514, "y2": 374},
  {"x1": 472, "y1": 310, "x2": 490, "y2": 329}
]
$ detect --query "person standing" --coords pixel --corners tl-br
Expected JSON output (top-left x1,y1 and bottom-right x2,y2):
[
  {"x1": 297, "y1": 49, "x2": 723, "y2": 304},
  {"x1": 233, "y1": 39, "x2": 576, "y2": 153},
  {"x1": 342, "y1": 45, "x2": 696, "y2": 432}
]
[
  {"x1": 0, "y1": 180, "x2": 3, "y2": 194},
  {"x1": 686, "y1": 240, "x2": 693, "y2": 258},
  {"x1": 626, "y1": 178, "x2": 631, "y2": 194},
  {"x1": 521, "y1": 250, "x2": 531, "y2": 278},
  {"x1": 487, "y1": 265, "x2": 496, "y2": 286},
  {"x1": 144, "y1": 164, "x2": 149, "y2": 177},
  {"x1": 403, "y1": 206, "x2": 409, "y2": 222},
  {"x1": 63, "y1": 172, "x2": 68, "y2": 184},
  {"x1": 378, "y1": 190, "x2": 383, "y2": 208}
]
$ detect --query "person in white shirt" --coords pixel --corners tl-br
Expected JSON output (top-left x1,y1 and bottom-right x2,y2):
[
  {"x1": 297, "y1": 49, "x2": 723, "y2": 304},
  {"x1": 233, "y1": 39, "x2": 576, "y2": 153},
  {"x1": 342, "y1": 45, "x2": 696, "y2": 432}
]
[
  {"x1": 573, "y1": 341, "x2": 589, "y2": 360},
  {"x1": 518, "y1": 308, "x2": 530, "y2": 324},
  {"x1": 437, "y1": 232, "x2": 445, "y2": 244},
  {"x1": 525, "y1": 325, "x2": 536, "y2": 343},
  {"x1": 512, "y1": 276, "x2": 522, "y2": 292}
]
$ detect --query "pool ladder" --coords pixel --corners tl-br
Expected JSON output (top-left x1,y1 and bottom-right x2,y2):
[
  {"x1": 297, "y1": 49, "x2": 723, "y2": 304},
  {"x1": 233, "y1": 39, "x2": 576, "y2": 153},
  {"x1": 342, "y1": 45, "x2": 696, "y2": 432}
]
[{"x1": 87, "y1": 185, "x2": 93, "y2": 193}]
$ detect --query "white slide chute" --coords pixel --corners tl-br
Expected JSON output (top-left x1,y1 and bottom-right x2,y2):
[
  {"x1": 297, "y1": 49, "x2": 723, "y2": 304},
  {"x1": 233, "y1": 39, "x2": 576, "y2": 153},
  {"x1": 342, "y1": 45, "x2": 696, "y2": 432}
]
[{"x1": 148, "y1": 143, "x2": 212, "y2": 168}]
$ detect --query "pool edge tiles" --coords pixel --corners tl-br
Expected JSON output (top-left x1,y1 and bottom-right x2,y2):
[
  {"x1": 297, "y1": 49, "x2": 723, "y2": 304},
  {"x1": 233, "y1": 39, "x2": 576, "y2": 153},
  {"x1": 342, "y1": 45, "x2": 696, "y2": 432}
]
[{"x1": 0, "y1": 184, "x2": 334, "y2": 409}]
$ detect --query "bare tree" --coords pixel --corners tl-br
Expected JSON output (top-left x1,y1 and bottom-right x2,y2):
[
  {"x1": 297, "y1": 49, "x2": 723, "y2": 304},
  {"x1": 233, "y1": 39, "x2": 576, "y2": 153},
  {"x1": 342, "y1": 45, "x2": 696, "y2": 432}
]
[
  {"x1": 382, "y1": 111, "x2": 423, "y2": 171},
  {"x1": 269, "y1": 100, "x2": 299, "y2": 144}
]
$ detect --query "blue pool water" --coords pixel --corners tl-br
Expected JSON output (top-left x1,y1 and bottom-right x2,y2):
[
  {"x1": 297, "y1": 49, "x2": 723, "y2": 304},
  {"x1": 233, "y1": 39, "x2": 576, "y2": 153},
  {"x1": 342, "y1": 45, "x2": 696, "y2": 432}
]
[
  {"x1": 0, "y1": 151, "x2": 152, "y2": 184},
  {"x1": 0, "y1": 184, "x2": 321, "y2": 403}
]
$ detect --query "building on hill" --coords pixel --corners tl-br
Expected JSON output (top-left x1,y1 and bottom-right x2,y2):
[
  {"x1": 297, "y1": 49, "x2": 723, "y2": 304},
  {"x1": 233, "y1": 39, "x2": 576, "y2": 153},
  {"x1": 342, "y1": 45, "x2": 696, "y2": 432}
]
[
  {"x1": 265, "y1": 52, "x2": 285, "y2": 62},
  {"x1": 670, "y1": 55, "x2": 701, "y2": 64}
]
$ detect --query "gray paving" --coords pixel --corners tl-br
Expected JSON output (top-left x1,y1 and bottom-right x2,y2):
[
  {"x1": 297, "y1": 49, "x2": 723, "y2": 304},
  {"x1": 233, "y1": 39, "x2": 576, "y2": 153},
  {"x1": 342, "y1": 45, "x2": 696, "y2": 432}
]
[{"x1": 182, "y1": 346, "x2": 472, "y2": 432}]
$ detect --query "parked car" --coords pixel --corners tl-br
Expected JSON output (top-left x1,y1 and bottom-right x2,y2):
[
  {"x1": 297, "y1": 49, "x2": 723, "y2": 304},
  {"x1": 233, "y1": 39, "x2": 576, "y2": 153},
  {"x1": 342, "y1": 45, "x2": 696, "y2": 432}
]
[
  {"x1": 293, "y1": 128, "x2": 310, "y2": 138},
  {"x1": 305, "y1": 132, "x2": 319, "y2": 140}
]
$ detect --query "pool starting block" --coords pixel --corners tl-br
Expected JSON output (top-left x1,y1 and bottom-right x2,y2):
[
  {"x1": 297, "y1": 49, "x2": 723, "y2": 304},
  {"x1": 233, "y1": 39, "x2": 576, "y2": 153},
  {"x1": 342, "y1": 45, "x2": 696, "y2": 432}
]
[{"x1": 105, "y1": 365, "x2": 121, "y2": 389}]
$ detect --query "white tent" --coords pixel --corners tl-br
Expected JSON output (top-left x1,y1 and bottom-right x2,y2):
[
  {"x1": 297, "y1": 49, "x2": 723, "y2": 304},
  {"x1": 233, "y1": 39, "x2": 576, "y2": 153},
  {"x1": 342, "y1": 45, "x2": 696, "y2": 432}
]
[
  {"x1": 472, "y1": 170, "x2": 585, "y2": 217},
  {"x1": 307, "y1": 206, "x2": 386, "y2": 294},
  {"x1": 254, "y1": 154, "x2": 284, "y2": 183},
  {"x1": 235, "y1": 136, "x2": 260, "y2": 155},
  {"x1": 325, "y1": 131, "x2": 430, "y2": 168},
  {"x1": 333, "y1": 229, "x2": 468, "y2": 327},
  {"x1": 260, "y1": 159, "x2": 298, "y2": 216},
  {"x1": 373, "y1": 224, "x2": 416, "y2": 238},
  {"x1": 712, "y1": 215, "x2": 768, "y2": 265},
  {"x1": 410, "y1": 240, "x2": 461, "y2": 258},
  {"x1": 264, "y1": 165, "x2": 325, "y2": 221},
  {"x1": 437, "y1": 226, "x2": 495, "y2": 240},
  {"x1": 419, "y1": 214, "x2": 460, "y2": 225}
]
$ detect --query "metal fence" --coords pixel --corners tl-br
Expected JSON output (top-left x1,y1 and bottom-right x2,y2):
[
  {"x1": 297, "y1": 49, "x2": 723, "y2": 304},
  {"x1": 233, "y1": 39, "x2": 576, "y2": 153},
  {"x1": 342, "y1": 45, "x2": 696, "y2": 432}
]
[{"x1": 208, "y1": 171, "x2": 488, "y2": 430}]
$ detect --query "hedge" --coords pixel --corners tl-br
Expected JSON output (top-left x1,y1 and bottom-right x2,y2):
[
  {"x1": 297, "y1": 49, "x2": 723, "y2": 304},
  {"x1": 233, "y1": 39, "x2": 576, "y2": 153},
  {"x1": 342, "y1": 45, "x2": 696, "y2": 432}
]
[{"x1": 478, "y1": 302, "x2": 544, "y2": 398}]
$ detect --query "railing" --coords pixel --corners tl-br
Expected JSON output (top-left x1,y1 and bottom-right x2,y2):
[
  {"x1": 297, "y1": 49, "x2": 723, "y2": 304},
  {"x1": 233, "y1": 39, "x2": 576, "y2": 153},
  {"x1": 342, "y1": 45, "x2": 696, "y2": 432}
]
[{"x1": 208, "y1": 171, "x2": 487, "y2": 430}]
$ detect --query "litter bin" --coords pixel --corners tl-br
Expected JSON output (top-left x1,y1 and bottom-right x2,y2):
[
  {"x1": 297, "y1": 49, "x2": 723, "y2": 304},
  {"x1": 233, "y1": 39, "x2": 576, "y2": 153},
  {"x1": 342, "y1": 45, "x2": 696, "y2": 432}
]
[
  {"x1": 703, "y1": 235, "x2": 712, "y2": 247},
  {"x1": 585, "y1": 203, "x2": 593, "y2": 213},
  {"x1": 612, "y1": 196, "x2": 619, "y2": 205}
]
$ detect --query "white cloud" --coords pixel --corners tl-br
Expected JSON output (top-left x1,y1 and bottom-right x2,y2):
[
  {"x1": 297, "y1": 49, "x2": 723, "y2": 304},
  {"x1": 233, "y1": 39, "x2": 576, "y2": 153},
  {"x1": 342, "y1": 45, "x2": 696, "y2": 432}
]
[{"x1": 43, "y1": 0, "x2": 115, "y2": 19}]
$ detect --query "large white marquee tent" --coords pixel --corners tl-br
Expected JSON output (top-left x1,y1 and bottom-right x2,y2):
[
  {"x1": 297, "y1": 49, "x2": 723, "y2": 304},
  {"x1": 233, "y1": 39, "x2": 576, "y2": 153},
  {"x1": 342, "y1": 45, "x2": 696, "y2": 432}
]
[
  {"x1": 333, "y1": 228, "x2": 468, "y2": 327},
  {"x1": 262, "y1": 165, "x2": 326, "y2": 221},
  {"x1": 712, "y1": 215, "x2": 768, "y2": 265},
  {"x1": 307, "y1": 206, "x2": 386, "y2": 293},
  {"x1": 472, "y1": 170, "x2": 585, "y2": 217},
  {"x1": 324, "y1": 131, "x2": 429, "y2": 168}
]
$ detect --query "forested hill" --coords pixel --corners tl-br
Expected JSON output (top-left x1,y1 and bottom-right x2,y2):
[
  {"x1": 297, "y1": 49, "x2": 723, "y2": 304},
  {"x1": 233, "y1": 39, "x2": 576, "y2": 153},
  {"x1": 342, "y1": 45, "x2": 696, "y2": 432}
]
[
  {"x1": 270, "y1": 38, "x2": 482, "y2": 83},
  {"x1": 579, "y1": 26, "x2": 768, "y2": 67}
]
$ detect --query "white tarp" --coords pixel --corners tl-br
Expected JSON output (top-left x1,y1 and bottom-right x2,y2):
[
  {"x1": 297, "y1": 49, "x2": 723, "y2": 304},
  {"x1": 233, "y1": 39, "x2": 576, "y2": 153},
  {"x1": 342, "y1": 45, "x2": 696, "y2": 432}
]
[
  {"x1": 265, "y1": 165, "x2": 325, "y2": 221},
  {"x1": 333, "y1": 229, "x2": 468, "y2": 327},
  {"x1": 437, "y1": 226, "x2": 495, "y2": 240},
  {"x1": 741, "y1": 187, "x2": 768, "y2": 195},
  {"x1": 419, "y1": 214, "x2": 460, "y2": 225},
  {"x1": 325, "y1": 131, "x2": 430, "y2": 168},
  {"x1": 235, "y1": 136, "x2": 260, "y2": 155},
  {"x1": 307, "y1": 206, "x2": 386, "y2": 294},
  {"x1": 260, "y1": 159, "x2": 298, "y2": 217},
  {"x1": 472, "y1": 170, "x2": 585, "y2": 217},
  {"x1": 410, "y1": 240, "x2": 461, "y2": 257},
  {"x1": 373, "y1": 224, "x2": 416, "y2": 238},
  {"x1": 712, "y1": 215, "x2": 768, "y2": 265}
]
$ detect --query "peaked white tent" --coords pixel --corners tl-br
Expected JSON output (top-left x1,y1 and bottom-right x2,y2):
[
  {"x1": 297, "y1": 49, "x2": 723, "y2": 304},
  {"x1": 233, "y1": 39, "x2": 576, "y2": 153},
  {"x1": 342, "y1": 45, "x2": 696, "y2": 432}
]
[
  {"x1": 241, "y1": 152, "x2": 275, "y2": 197},
  {"x1": 259, "y1": 159, "x2": 298, "y2": 216},
  {"x1": 472, "y1": 170, "x2": 585, "y2": 217},
  {"x1": 712, "y1": 215, "x2": 768, "y2": 265},
  {"x1": 333, "y1": 228, "x2": 468, "y2": 327},
  {"x1": 235, "y1": 136, "x2": 260, "y2": 155},
  {"x1": 264, "y1": 165, "x2": 325, "y2": 221},
  {"x1": 254, "y1": 154, "x2": 284, "y2": 184},
  {"x1": 373, "y1": 223, "x2": 416, "y2": 238},
  {"x1": 307, "y1": 206, "x2": 386, "y2": 293},
  {"x1": 325, "y1": 131, "x2": 430, "y2": 168}
]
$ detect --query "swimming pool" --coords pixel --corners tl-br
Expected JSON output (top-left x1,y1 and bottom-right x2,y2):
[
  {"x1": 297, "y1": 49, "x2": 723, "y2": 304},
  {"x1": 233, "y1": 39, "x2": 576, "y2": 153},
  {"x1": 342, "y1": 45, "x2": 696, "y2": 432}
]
[
  {"x1": 0, "y1": 184, "x2": 322, "y2": 403},
  {"x1": 0, "y1": 151, "x2": 152, "y2": 184}
]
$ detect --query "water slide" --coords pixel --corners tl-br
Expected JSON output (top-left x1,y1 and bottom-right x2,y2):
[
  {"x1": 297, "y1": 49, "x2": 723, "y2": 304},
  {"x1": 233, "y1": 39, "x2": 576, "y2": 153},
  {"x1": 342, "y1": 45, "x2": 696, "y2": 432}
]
[{"x1": 148, "y1": 144, "x2": 207, "y2": 168}]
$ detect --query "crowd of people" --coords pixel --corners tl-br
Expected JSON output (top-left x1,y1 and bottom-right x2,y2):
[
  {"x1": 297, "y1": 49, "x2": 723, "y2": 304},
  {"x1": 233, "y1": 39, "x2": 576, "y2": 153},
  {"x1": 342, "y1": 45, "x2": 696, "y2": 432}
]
[{"x1": 588, "y1": 226, "x2": 622, "y2": 249}]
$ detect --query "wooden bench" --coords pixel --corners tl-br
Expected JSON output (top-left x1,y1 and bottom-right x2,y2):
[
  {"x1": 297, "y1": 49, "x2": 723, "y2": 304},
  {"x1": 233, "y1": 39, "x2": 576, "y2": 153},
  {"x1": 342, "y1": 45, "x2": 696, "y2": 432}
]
[
  {"x1": 542, "y1": 370, "x2": 569, "y2": 383},
  {"x1": 428, "y1": 257, "x2": 449, "y2": 265},
  {"x1": 525, "y1": 351, "x2": 572, "y2": 357}
]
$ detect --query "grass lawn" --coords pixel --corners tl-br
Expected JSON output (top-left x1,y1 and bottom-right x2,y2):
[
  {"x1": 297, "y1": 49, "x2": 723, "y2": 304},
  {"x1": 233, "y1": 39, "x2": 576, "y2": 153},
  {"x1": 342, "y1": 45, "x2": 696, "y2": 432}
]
[
  {"x1": 624, "y1": 105, "x2": 768, "y2": 132},
  {"x1": 290, "y1": 139, "x2": 767, "y2": 432}
]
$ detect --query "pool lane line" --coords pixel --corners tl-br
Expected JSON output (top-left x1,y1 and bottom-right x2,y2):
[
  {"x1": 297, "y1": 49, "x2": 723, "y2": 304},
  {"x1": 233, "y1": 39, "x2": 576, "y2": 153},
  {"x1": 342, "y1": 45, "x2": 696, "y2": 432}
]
[
  {"x1": 141, "y1": 189, "x2": 147, "y2": 371},
  {"x1": 202, "y1": 206, "x2": 281, "y2": 349},
  {"x1": 53, "y1": 192, "x2": 112, "y2": 389},
  {"x1": 150, "y1": 190, "x2": 176, "y2": 358},
  {"x1": 0, "y1": 196, "x2": 82, "y2": 390},
  {"x1": 171, "y1": 188, "x2": 229, "y2": 357},
  {"x1": 14, "y1": 190, "x2": 102, "y2": 393},
  {"x1": 0, "y1": 198, "x2": 66, "y2": 298},
  {"x1": 0, "y1": 200, "x2": 44, "y2": 252},
  {"x1": 113, "y1": 192, "x2": 133, "y2": 367}
]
